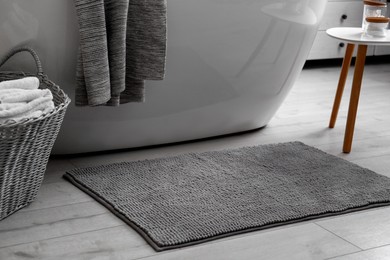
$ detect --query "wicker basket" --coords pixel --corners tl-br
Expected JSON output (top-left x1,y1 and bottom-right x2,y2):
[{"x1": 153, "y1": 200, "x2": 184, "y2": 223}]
[{"x1": 0, "y1": 47, "x2": 71, "y2": 220}]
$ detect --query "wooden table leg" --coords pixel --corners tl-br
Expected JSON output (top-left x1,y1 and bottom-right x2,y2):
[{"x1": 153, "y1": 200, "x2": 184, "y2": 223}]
[
  {"x1": 343, "y1": 44, "x2": 368, "y2": 153},
  {"x1": 329, "y1": 43, "x2": 355, "y2": 128}
]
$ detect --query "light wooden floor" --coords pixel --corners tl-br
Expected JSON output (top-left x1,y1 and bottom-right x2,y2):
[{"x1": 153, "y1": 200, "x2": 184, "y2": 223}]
[{"x1": 2, "y1": 61, "x2": 390, "y2": 260}]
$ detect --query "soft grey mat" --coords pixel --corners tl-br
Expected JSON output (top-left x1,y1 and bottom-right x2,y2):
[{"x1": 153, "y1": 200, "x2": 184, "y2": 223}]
[{"x1": 64, "y1": 142, "x2": 390, "y2": 251}]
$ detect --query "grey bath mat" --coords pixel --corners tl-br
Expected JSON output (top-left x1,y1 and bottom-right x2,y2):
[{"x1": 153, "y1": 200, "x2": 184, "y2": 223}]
[{"x1": 64, "y1": 142, "x2": 390, "y2": 251}]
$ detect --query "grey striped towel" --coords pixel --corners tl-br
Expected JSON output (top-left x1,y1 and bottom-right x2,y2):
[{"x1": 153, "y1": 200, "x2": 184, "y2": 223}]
[{"x1": 74, "y1": 0, "x2": 167, "y2": 106}]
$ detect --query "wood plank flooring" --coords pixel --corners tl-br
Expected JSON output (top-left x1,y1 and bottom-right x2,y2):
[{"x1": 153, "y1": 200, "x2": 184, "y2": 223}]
[{"x1": 1, "y1": 61, "x2": 390, "y2": 259}]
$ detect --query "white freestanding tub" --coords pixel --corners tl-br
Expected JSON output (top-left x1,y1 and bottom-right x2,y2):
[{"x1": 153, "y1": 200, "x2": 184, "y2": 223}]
[{"x1": 0, "y1": 0, "x2": 327, "y2": 154}]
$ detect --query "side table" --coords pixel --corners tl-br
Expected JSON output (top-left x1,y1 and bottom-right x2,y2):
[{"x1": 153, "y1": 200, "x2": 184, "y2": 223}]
[{"x1": 326, "y1": 27, "x2": 390, "y2": 153}]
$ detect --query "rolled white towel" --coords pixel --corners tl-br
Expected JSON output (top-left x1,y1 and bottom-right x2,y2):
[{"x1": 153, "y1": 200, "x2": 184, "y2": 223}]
[
  {"x1": 0, "y1": 77, "x2": 55, "y2": 124},
  {"x1": 0, "y1": 77, "x2": 40, "y2": 90},
  {"x1": 0, "y1": 89, "x2": 52, "y2": 103},
  {"x1": 0, "y1": 110, "x2": 44, "y2": 125},
  {"x1": 0, "y1": 98, "x2": 55, "y2": 124},
  {"x1": 0, "y1": 95, "x2": 54, "y2": 118}
]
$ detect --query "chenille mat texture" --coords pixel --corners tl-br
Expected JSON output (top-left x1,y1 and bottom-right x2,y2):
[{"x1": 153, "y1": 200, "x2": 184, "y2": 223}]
[{"x1": 64, "y1": 142, "x2": 390, "y2": 251}]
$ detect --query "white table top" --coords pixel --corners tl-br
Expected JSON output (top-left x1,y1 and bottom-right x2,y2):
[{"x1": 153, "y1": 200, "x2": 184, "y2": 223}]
[{"x1": 326, "y1": 27, "x2": 390, "y2": 46}]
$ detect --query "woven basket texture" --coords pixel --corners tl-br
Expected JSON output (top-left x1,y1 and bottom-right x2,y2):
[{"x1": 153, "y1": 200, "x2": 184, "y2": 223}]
[{"x1": 0, "y1": 47, "x2": 71, "y2": 220}]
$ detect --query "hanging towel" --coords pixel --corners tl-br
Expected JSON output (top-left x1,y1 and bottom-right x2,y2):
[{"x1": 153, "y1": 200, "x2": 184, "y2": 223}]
[{"x1": 74, "y1": 0, "x2": 167, "y2": 107}]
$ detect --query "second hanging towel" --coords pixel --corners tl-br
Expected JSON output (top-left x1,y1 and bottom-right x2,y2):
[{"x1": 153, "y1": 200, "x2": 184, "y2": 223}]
[{"x1": 74, "y1": 0, "x2": 167, "y2": 106}]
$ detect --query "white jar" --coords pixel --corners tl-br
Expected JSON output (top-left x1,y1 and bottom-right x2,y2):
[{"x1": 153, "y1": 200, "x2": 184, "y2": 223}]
[
  {"x1": 362, "y1": 0, "x2": 387, "y2": 32},
  {"x1": 365, "y1": 16, "x2": 390, "y2": 37}
]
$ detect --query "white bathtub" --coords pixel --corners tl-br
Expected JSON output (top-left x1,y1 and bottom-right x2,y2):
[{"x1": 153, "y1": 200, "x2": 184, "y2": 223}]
[{"x1": 0, "y1": 0, "x2": 327, "y2": 154}]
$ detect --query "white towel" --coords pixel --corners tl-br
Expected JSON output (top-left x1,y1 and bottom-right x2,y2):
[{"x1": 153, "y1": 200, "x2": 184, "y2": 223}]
[
  {"x1": 0, "y1": 89, "x2": 52, "y2": 103},
  {"x1": 0, "y1": 95, "x2": 54, "y2": 117},
  {"x1": 0, "y1": 110, "x2": 44, "y2": 125},
  {"x1": 0, "y1": 77, "x2": 55, "y2": 124},
  {"x1": 0, "y1": 98, "x2": 55, "y2": 124},
  {"x1": 0, "y1": 77, "x2": 40, "y2": 90}
]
